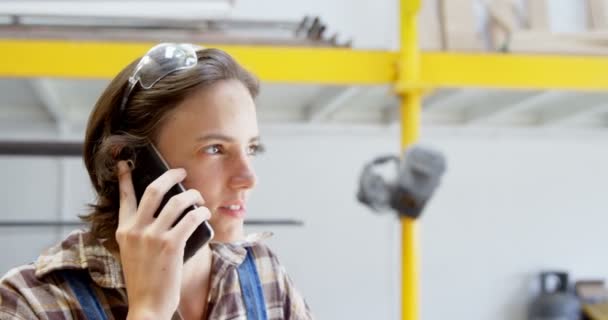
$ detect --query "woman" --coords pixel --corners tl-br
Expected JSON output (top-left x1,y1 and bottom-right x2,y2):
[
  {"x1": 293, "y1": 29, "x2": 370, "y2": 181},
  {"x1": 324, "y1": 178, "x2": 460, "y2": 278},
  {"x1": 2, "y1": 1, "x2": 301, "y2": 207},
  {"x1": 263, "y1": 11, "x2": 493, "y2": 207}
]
[{"x1": 0, "y1": 43, "x2": 312, "y2": 320}]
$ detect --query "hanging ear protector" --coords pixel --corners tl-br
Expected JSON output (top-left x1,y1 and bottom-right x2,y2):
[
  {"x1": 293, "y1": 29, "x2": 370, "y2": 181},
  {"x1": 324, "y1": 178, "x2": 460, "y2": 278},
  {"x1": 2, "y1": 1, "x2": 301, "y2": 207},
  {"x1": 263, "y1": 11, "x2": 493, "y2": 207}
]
[
  {"x1": 357, "y1": 155, "x2": 400, "y2": 212},
  {"x1": 357, "y1": 145, "x2": 446, "y2": 219}
]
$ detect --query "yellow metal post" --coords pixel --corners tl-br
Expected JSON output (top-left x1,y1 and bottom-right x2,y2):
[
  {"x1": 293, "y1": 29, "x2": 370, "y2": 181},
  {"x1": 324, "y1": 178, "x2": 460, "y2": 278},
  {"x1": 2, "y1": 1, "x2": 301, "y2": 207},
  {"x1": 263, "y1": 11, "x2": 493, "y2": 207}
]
[{"x1": 396, "y1": 0, "x2": 422, "y2": 319}]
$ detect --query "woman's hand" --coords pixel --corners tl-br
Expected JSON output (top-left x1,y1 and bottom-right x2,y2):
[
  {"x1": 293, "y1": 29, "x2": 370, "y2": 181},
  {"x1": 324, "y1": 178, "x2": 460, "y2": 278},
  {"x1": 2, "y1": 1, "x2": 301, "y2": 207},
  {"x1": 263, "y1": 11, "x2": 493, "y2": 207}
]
[{"x1": 114, "y1": 161, "x2": 210, "y2": 320}]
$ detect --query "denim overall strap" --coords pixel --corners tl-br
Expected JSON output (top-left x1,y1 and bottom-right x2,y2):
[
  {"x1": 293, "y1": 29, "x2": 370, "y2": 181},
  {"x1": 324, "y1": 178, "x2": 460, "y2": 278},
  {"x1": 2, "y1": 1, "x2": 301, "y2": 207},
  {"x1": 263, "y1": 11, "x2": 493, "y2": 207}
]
[
  {"x1": 60, "y1": 270, "x2": 108, "y2": 320},
  {"x1": 237, "y1": 247, "x2": 269, "y2": 320}
]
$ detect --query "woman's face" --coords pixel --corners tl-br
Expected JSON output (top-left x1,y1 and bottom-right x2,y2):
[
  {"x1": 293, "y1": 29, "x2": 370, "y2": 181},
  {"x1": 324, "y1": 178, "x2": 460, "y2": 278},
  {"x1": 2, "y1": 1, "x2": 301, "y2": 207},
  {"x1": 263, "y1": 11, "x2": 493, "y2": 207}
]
[{"x1": 155, "y1": 79, "x2": 260, "y2": 242}]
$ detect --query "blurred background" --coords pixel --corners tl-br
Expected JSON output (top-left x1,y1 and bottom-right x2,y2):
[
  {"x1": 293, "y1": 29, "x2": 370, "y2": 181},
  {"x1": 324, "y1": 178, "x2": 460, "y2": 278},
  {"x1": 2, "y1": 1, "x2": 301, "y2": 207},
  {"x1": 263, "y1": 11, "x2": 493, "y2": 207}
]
[{"x1": 1, "y1": 0, "x2": 608, "y2": 319}]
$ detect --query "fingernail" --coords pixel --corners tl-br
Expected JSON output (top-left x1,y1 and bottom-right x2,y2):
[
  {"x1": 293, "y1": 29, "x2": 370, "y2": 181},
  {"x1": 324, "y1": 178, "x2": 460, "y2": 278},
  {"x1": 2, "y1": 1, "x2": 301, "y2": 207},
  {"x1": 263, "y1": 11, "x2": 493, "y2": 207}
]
[{"x1": 117, "y1": 161, "x2": 128, "y2": 174}]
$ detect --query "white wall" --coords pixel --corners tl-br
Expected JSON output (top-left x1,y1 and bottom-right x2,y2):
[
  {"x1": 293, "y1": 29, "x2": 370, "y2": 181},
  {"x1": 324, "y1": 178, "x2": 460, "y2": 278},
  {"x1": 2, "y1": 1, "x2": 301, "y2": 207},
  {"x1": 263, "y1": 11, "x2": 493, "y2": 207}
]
[
  {"x1": 418, "y1": 128, "x2": 608, "y2": 320},
  {"x1": 2, "y1": 126, "x2": 608, "y2": 319},
  {"x1": 258, "y1": 126, "x2": 608, "y2": 320}
]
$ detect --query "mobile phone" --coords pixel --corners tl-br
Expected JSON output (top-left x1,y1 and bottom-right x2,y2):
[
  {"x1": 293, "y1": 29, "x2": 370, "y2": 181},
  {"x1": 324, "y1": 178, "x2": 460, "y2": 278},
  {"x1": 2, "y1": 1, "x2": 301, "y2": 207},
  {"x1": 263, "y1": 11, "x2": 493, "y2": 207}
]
[{"x1": 130, "y1": 143, "x2": 214, "y2": 262}]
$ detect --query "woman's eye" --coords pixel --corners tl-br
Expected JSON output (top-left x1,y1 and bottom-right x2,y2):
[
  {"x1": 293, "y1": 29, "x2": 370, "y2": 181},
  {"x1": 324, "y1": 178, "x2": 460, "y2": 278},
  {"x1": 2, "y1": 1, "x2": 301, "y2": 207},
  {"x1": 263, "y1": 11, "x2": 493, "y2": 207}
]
[
  {"x1": 247, "y1": 144, "x2": 265, "y2": 156},
  {"x1": 203, "y1": 145, "x2": 223, "y2": 155}
]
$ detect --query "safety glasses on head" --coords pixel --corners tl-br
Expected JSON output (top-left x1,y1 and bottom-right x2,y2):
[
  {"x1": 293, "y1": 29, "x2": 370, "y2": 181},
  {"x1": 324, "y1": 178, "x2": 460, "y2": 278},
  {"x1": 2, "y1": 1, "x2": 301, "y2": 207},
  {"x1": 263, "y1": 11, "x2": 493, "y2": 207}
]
[{"x1": 119, "y1": 43, "x2": 203, "y2": 114}]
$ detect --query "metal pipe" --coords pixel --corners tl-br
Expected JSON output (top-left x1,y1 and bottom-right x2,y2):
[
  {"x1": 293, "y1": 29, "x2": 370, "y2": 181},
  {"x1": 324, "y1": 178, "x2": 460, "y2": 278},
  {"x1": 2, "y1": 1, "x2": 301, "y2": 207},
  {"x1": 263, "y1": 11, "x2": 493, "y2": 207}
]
[
  {"x1": 4, "y1": 15, "x2": 301, "y2": 31},
  {"x1": 0, "y1": 219, "x2": 304, "y2": 227},
  {"x1": 0, "y1": 28, "x2": 342, "y2": 47},
  {"x1": 0, "y1": 14, "x2": 349, "y2": 47},
  {"x1": 0, "y1": 140, "x2": 82, "y2": 157}
]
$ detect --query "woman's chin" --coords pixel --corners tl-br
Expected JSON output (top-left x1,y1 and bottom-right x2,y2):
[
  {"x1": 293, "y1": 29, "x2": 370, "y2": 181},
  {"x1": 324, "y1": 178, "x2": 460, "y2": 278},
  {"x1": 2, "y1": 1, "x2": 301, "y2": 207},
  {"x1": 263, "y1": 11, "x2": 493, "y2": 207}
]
[{"x1": 209, "y1": 218, "x2": 244, "y2": 243}]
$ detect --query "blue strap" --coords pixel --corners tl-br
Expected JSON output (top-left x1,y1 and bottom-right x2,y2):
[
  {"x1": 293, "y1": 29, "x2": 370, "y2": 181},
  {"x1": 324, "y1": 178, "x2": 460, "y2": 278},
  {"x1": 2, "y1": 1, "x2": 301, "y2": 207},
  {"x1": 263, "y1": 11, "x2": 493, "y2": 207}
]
[
  {"x1": 60, "y1": 270, "x2": 108, "y2": 320},
  {"x1": 237, "y1": 248, "x2": 269, "y2": 320}
]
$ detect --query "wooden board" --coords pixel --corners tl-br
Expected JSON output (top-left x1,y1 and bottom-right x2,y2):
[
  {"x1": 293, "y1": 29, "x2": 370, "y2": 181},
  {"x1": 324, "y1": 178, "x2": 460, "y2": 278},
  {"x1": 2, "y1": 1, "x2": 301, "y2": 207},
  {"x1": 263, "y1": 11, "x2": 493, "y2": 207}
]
[{"x1": 584, "y1": 303, "x2": 608, "y2": 320}]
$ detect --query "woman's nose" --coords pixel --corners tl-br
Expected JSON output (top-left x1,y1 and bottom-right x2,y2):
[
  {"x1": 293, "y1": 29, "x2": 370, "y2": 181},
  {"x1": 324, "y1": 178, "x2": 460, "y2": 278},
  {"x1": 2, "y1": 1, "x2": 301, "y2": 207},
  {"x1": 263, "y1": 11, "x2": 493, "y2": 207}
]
[{"x1": 229, "y1": 153, "x2": 257, "y2": 190}]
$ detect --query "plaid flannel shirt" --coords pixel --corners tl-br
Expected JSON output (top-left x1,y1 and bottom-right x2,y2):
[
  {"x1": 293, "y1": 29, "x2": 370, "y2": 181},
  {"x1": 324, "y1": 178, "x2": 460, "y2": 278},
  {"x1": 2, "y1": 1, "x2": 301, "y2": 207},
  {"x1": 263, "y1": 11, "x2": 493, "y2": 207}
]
[{"x1": 0, "y1": 230, "x2": 312, "y2": 319}]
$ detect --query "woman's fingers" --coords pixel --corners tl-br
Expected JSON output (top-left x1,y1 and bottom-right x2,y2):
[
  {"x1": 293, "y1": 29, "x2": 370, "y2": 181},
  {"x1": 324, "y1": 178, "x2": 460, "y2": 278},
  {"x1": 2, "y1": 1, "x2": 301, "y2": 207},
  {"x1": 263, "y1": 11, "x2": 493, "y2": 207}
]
[
  {"x1": 135, "y1": 168, "x2": 187, "y2": 226},
  {"x1": 168, "y1": 206, "x2": 211, "y2": 244},
  {"x1": 117, "y1": 161, "x2": 137, "y2": 223},
  {"x1": 151, "y1": 189, "x2": 205, "y2": 231}
]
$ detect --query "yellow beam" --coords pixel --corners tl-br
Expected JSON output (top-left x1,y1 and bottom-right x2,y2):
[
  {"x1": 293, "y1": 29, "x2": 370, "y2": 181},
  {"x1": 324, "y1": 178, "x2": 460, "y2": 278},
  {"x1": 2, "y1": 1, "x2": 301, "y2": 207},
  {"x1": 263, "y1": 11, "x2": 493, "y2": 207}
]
[
  {"x1": 421, "y1": 52, "x2": 608, "y2": 91},
  {"x1": 0, "y1": 39, "x2": 396, "y2": 85},
  {"x1": 2, "y1": 39, "x2": 608, "y2": 90}
]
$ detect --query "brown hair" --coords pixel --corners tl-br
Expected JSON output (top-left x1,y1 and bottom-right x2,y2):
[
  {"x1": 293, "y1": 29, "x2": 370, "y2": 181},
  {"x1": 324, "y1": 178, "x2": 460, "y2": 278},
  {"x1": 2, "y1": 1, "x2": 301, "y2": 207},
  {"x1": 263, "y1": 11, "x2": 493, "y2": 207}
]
[{"x1": 80, "y1": 48, "x2": 259, "y2": 245}]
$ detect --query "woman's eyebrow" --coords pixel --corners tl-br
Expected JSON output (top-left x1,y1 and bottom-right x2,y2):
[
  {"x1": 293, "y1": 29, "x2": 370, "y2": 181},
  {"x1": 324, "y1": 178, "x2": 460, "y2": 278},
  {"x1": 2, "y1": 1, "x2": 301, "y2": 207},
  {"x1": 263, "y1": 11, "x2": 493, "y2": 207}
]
[{"x1": 196, "y1": 134, "x2": 260, "y2": 143}]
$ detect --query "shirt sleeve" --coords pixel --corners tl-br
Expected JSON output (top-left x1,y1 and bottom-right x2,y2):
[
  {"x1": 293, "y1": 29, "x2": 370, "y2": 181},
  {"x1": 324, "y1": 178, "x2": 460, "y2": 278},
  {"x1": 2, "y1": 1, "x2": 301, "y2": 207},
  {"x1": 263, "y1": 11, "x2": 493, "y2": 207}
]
[
  {"x1": 0, "y1": 269, "x2": 40, "y2": 320},
  {"x1": 281, "y1": 270, "x2": 313, "y2": 320}
]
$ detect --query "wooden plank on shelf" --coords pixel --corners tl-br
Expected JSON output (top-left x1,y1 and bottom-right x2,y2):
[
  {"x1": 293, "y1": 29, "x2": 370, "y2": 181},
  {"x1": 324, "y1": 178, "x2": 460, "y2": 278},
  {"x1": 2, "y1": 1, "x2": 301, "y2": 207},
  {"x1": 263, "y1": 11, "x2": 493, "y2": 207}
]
[
  {"x1": 419, "y1": 0, "x2": 444, "y2": 50},
  {"x1": 440, "y1": 0, "x2": 484, "y2": 51},
  {"x1": 588, "y1": 0, "x2": 608, "y2": 30},
  {"x1": 526, "y1": 0, "x2": 549, "y2": 30},
  {"x1": 510, "y1": 30, "x2": 608, "y2": 55}
]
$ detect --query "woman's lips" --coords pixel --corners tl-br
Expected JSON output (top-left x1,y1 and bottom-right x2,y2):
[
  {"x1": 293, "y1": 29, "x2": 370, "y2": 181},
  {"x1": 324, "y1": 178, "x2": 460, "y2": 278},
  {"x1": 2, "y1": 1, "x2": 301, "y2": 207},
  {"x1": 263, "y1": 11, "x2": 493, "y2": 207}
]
[{"x1": 217, "y1": 204, "x2": 246, "y2": 218}]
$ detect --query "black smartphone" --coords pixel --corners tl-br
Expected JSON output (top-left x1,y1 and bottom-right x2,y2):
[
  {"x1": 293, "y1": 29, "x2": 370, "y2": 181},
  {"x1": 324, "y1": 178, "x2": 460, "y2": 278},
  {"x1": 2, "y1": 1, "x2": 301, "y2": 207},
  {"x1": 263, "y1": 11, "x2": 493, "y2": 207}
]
[{"x1": 130, "y1": 143, "x2": 214, "y2": 262}]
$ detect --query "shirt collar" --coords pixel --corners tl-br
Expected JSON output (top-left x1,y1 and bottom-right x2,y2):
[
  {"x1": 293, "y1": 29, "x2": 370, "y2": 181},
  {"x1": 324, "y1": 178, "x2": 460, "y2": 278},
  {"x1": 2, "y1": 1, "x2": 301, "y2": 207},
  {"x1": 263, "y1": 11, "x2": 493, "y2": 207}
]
[{"x1": 208, "y1": 232, "x2": 273, "y2": 266}]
